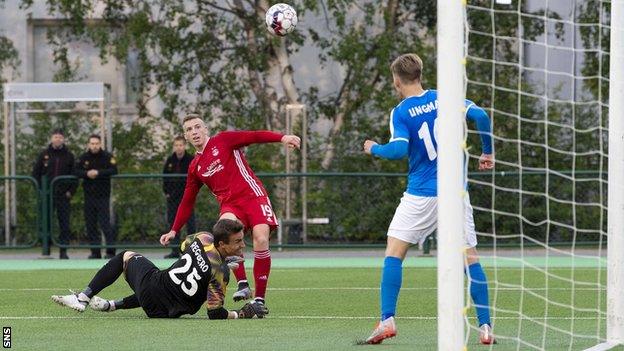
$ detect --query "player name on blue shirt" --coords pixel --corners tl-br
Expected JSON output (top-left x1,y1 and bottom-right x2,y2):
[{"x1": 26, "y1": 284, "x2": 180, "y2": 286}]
[
  {"x1": 371, "y1": 90, "x2": 492, "y2": 197},
  {"x1": 408, "y1": 100, "x2": 438, "y2": 117}
]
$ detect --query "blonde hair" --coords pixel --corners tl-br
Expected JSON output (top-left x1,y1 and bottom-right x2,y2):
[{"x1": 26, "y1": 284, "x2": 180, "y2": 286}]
[{"x1": 390, "y1": 54, "x2": 423, "y2": 84}]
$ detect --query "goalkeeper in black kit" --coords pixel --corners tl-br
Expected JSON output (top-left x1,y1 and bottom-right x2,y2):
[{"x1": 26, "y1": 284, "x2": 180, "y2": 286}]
[{"x1": 51, "y1": 219, "x2": 268, "y2": 319}]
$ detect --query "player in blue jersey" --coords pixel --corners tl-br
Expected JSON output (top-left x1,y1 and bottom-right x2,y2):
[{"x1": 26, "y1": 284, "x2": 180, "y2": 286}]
[{"x1": 361, "y1": 54, "x2": 495, "y2": 345}]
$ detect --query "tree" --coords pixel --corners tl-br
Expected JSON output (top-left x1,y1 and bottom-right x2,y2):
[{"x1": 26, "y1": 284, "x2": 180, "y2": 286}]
[
  {"x1": 0, "y1": 0, "x2": 20, "y2": 104},
  {"x1": 0, "y1": 0, "x2": 610, "y2": 244},
  {"x1": 18, "y1": 0, "x2": 436, "y2": 172},
  {"x1": 465, "y1": 0, "x2": 607, "y2": 245},
  {"x1": 6, "y1": 0, "x2": 439, "y2": 243}
]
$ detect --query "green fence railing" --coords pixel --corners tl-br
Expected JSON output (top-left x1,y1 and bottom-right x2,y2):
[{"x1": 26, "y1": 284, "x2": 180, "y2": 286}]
[
  {"x1": 0, "y1": 175, "x2": 40, "y2": 249},
  {"x1": 0, "y1": 171, "x2": 609, "y2": 252}
]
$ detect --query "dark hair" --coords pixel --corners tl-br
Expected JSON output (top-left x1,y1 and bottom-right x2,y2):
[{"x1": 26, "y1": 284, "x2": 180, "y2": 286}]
[
  {"x1": 88, "y1": 134, "x2": 101, "y2": 142},
  {"x1": 212, "y1": 219, "x2": 244, "y2": 246},
  {"x1": 173, "y1": 135, "x2": 186, "y2": 143},
  {"x1": 51, "y1": 128, "x2": 65, "y2": 137},
  {"x1": 182, "y1": 113, "x2": 203, "y2": 125},
  {"x1": 390, "y1": 53, "x2": 423, "y2": 84}
]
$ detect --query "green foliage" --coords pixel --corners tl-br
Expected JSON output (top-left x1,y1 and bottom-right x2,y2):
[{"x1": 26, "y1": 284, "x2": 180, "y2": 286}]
[
  {"x1": 6, "y1": 0, "x2": 432, "y2": 244},
  {"x1": 2, "y1": 1, "x2": 611, "y2": 245},
  {"x1": 466, "y1": 1, "x2": 608, "y2": 245},
  {"x1": 0, "y1": 6, "x2": 20, "y2": 98},
  {"x1": 15, "y1": 0, "x2": 436, "y2": 171},
  {"x1": 0, "y1": 178, "x2": 39, "y2": 245}
]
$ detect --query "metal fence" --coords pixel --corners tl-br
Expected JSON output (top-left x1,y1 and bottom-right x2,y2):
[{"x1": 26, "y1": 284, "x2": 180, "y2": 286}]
[
  {"x1": 0, "y1": 176, "x2": 40, "y2": 248},
  {"x1": 48, "y1": 174, "x2": 220, "y2": 250},
  {"x1": 45, "y1": 173, "x2": 405, "y2": 250},
  {"x1": 0, "y1": 172, "x2": 609, "y2": 251}
]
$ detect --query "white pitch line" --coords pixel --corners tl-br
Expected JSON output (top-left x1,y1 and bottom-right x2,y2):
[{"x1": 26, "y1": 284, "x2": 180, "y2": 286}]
[
  {"x1": 275, "y1": 316, "x2": 605, "y2": 321},
  {"x1": 0, "y1": 315, "x2": 605, "y2": 321},
  {"x1": 0, "y1": 288, "x2": 70, "y2": 291},
  {"x1": 262, "y1": 269, "x2": 305, "y2": 272},
  {"x1": 268, "y1": 287, "x2": 605, "y2": 291},
  {"x1": 0, "y1": 287, "x2": 606, "y2": 292}
]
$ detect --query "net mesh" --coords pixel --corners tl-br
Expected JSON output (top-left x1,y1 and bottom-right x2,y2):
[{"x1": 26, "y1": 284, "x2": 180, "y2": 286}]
[{"x1": 463, "y1": 0, "x2": 610, "y2": 349}]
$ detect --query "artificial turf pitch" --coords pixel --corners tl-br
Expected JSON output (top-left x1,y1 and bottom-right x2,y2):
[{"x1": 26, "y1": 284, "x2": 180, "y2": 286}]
[{"x1": 0, "y1": 257, "x2": 617, "y2": 350}]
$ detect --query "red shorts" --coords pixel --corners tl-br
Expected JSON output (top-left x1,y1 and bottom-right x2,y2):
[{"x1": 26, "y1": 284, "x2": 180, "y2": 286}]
[{"x1": 220, "y1": 196, "x2": 279, "y2": 232}]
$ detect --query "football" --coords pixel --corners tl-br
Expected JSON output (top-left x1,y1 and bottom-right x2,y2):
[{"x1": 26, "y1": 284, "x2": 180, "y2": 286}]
[{"x1": 265, "y1": 3, "x2": 298, "y2": 36}]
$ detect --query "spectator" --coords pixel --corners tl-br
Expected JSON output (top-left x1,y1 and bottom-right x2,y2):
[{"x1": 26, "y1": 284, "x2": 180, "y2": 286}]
[
  {"x1": 75, "y1": 134, "x2": 118, "y2": 259},
  {"x1": 162, "y1": 135, "x2": 196, "y2": 258},
  {"x1": 32, "y1": 128, "x2": 77, "y2": 259}
]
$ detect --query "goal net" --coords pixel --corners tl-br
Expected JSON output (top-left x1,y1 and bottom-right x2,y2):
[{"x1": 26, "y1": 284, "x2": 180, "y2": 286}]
[{"x1": 441, "y1": 0, "x2": 624, "y2": 349}]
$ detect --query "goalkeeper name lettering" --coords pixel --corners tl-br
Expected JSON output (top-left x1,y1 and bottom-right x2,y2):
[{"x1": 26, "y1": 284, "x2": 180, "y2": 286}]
[
  {"x1": 408, "y1": 100, "x2": 438, "y2": 117},
  {"x1": 190, "y1": 241, "x2": 209, "y2": 273}
]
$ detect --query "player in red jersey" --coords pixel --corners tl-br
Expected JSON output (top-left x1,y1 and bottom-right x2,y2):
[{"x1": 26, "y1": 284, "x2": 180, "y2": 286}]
[{"x1": 160, "y1": 113, "x2": 301, "y2": 307}]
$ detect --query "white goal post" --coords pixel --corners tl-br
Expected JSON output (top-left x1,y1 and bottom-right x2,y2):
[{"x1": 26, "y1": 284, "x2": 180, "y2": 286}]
[
  {"x1": 437, "y1": 0, "x2": 624, "y2": 350},
  {"x1": 604, "y1": 0, "x2": 624, "y2": 348},
  {"x1": 437, "y1": 0, "x2": 466, "y2": 350}
]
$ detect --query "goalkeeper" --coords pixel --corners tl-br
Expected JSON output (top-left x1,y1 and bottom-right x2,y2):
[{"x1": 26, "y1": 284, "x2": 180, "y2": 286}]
[{"x1": 51, "y1": 219, "x2": 268, "y2": 319}]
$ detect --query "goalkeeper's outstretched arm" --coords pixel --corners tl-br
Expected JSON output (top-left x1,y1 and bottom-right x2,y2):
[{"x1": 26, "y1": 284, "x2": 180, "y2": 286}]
[
  {"x1": 207, "y1": 302, "x2": 269, "y2": 319},
  {"x1": 207, "y1": 307, "x2": 237, "y2": 319}
]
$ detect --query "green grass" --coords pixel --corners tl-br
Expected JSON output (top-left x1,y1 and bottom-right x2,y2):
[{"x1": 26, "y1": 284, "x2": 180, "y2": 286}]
[{"x1": 0, "y1": 265, "x2": 618, "y2": 350}]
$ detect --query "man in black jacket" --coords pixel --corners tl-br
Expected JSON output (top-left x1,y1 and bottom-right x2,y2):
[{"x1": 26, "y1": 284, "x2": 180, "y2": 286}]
[
  {"x1": 162, "y1": 136, "x2": 196, "y2": 258},
  {"x1": 32, "y1": 129, "x2": 77, "y2": 259},
  {"x1": 76, "y1": 134, "x2": 118, "y2": 259}
]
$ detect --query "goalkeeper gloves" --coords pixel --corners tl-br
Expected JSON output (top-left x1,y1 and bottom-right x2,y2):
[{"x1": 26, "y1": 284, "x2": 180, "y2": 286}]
[{"x1": 238, "y1": 301, "x2": 269, "y2": 319}]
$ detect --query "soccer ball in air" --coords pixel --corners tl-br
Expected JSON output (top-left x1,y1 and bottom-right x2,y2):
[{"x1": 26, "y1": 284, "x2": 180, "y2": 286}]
[{"x1": 265, "y1": 3, "x2": 298, "y2": 36}]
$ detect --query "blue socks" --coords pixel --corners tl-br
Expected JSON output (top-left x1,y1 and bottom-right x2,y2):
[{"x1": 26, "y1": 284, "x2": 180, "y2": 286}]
[
  {"x1": 380, "y1": 256, "x2": 403, "y2": 321},
  {"x1": 379, "y1": 257, "x2": 490, "y2": 325},
  {"x1": 467, "y1": 262, "x2": 491, "y2": 326}
]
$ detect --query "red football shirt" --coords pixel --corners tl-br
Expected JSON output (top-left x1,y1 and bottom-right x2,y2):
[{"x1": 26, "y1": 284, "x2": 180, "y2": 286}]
[{"x1": 171, "y1": 130, "x2": 283, "y2": 233}]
